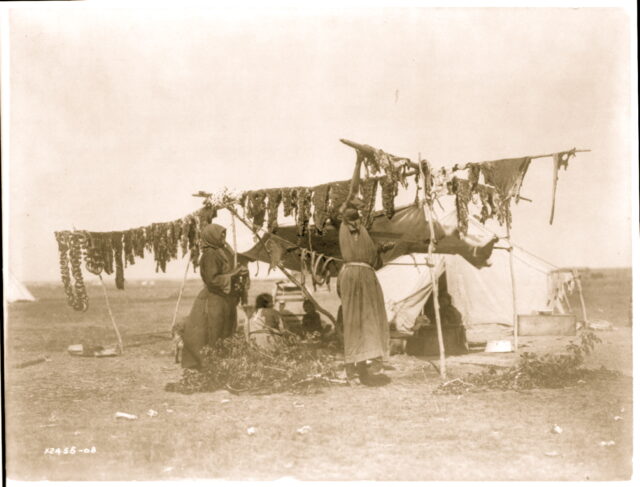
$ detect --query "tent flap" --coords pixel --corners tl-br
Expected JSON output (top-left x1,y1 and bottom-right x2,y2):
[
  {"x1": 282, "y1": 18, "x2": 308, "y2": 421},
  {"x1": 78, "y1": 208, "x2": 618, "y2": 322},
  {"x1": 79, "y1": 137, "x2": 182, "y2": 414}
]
[{"x1": 376, "y1": 254, "x2": 446, "y2": 333}]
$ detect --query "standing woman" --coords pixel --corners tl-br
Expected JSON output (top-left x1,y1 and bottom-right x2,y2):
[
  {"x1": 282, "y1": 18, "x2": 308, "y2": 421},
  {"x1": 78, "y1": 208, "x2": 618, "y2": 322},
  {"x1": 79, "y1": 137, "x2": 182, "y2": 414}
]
[
  {"x1": 338, "y1": 201, "x2": 392, "y2": 383},
  {"x1": 181, "y1": 223, "x2": 248, "y2": 369}
]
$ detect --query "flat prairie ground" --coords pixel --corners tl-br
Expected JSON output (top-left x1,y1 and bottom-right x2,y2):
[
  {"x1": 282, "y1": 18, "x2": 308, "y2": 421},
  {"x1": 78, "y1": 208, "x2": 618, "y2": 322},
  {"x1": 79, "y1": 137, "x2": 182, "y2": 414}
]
[{"x1": 3, "y1": 268, "x2": 633, "y2": 481}]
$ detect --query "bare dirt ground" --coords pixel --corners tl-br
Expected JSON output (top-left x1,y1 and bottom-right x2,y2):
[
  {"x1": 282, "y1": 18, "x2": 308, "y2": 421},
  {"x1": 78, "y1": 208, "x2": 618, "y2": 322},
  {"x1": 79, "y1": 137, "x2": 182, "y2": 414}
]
[{"x1": 3, "y1": 268, "x2": 633, "y2": 481}]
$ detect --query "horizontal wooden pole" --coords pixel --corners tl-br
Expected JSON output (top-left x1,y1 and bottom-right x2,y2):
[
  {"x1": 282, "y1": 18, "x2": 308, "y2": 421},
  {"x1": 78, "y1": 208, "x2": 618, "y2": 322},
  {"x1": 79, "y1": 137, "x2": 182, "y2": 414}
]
[{"x1": 341, "y1": 138, "x2": 590, "y2": 171}]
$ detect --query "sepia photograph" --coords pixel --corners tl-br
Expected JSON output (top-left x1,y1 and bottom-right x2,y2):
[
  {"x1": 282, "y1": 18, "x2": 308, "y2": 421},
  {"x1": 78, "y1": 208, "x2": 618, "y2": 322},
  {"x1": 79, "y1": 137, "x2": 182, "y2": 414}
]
[{"x1": 2, "y1": 1, "x2": 637, "y2": 482}]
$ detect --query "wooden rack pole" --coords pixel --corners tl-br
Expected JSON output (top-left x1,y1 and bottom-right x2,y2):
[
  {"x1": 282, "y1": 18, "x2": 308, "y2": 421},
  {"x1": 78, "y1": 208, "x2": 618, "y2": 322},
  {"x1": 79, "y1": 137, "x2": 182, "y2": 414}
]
[
  {"x1": 340, "y1": 138, "x2": 590, "y2": 171},
  {"x1": 530, "y1": 149, "x2": 591, "y2": 160},
  {"x1": 98, "y1": 274, "x2": 124, "y2": 353},
  {"x1": 506, "y1": 223, "x2": 519, "y2": 351},
  {"x1": 228, "y1": 211, "x2": 249, "y2": 341},
  {"x1": 170, "y1": 252, "x2": 191, "y2": 334},
  {"x1": 418, "y1": 154, "x2": 446, "y2": 380},
  {"x1": 574, "y1": 270, "x2": 589, "y2": 325},
  {"x1": 226, "y1": 206, "x2": 337, "y2": 327},
  {"x1": 340, "y1": 139, "x2": 419, "y2": 170},
  {"x1": 231, "y1": 212, "x2": 239, "y2": 268}
]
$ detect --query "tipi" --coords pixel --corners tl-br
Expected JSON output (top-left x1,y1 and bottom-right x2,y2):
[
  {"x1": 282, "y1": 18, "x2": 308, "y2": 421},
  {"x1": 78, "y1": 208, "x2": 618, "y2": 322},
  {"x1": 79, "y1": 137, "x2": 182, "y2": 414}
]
[{"x1": 6, "y1": 273, "x2": 36, "y2": 303}]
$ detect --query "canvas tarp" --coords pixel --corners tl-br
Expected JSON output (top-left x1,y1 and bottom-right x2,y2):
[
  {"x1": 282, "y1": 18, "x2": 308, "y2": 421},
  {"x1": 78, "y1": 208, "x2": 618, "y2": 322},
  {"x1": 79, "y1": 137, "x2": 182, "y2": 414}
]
[{"x1": 238, "y1": 204, "x2": 498, "y2": 274}]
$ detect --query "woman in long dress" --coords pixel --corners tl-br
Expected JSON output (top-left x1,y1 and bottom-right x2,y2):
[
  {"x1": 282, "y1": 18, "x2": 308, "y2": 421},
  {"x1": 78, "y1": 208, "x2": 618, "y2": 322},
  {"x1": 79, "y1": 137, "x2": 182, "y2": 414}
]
[
  {"x1": 181, "y1": 223, "x2": 248, "y2": 369},
  {"x1": 337, "y1": 203, "x2": 391, "y2": 381}
]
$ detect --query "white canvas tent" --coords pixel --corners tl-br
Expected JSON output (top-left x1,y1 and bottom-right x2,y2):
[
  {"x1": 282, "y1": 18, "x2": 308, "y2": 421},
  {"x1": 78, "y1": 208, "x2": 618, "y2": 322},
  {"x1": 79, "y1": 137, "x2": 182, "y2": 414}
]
[
  {"x1": 376, "y1": 213, "x2": 560, "y2": 334},
  {"x1": 6, "y1": 273, "x2": 36, "y2": 303}
]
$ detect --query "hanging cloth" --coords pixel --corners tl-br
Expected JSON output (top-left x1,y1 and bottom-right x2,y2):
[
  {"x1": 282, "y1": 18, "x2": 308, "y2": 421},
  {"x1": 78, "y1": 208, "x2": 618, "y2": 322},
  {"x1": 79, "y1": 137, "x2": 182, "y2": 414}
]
[
  {"x1": 549, "y1": 150, "x2": 576, "y2": 224},
  {"x1": 478, "y1": 157, "x2": 532, "y2": 201}
]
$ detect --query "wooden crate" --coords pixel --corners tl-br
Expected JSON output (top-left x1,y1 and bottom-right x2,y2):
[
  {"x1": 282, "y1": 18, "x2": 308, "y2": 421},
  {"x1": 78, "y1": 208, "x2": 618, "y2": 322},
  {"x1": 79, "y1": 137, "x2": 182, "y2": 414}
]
[{"x1": 518, "y1": 314, "x2": 576, "y2": 336}]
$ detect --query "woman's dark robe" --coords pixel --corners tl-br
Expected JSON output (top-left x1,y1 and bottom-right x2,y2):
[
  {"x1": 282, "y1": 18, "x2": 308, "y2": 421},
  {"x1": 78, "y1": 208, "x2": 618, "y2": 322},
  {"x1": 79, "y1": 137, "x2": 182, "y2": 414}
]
[
  {"x1": 181, "y1": 247, "x2": 239, "y2": 369},
  {"x1": 337, "y1": 223, "x2": 389, "y2": 364}
]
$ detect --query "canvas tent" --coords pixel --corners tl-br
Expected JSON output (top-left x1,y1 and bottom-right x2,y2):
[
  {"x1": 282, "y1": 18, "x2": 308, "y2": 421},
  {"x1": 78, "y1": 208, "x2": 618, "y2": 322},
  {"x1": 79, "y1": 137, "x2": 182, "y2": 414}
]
[
  {"x1": 6, "y1": 273, "x2": 36, "y2": 303},
  {"x1": 376, "y1": 214, "x2": 562, "y2": 334}
]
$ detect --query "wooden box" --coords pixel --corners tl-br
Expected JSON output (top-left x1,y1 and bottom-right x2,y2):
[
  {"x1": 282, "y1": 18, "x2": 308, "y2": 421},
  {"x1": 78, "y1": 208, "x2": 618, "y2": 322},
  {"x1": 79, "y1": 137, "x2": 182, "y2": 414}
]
[{"x1": 517, "y1": 314, "x2": 576, "y2": 336}]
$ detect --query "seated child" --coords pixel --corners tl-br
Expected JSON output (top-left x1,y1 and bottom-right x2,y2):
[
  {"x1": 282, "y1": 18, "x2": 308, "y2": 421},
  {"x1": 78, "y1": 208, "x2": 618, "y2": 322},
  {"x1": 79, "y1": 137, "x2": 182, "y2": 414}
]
[{"x1": 301, "y1": 299, "x2": 324, "y2": 336}]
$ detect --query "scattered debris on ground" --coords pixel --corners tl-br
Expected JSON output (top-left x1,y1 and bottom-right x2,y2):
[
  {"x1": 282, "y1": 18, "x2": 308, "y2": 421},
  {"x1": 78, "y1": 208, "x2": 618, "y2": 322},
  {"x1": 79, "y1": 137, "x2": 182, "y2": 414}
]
[
  {"x1": 165, "y1": 335, "x2": 342, "y2": 395},
  {"x1": 115, "y1": 412, "x2": 138, "y2": 420},
  {"x1": 434, "y1": 332, "x2": 619, "y2": 394}
]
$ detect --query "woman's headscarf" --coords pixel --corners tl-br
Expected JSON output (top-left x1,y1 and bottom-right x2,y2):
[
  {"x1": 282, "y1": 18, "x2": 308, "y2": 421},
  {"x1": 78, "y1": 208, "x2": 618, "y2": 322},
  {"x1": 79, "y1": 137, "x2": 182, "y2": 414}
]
[
  {"x1": 341, "y1": 197, "x2": 364, "y2": 233},
  {"x1": 201, "y1": 223, "x2": 227, "y2": 249}
]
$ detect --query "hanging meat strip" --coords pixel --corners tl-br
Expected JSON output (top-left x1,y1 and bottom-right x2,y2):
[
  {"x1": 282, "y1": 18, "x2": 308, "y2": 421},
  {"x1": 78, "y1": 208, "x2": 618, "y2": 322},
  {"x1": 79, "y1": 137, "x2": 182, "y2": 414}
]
[
  {"x1": 123, "y1": 230, "x2": 135, "y2": 267},
  {"x1": 468, "y1": 163, "x2": 481, "y2": 191},
  {"x1": 101, "y1": 232, "x2": 115, "y2": 275},
  {"x1": 266, "y1": 189, "x2": 282, "y2": 232},
  {"x1": 452, "y1": 177, "x2": 471, "y2": 235},
  {"x1": 281, "y1": 188, "x2": 296, "y2": 217},
  {"x1": 380, "y1": 178, "x2": 398, "y2": 220},
  {"x1": 84, "y1": 232, "x2": 105, "y2": 275},
  {"x1": 69, "y1": 231, "x2": 88, "y2": 311},
  {"x1": 360, "y1": 178, "x2": 379, "y2": 228},
  {"x1": 180, "y1": 218, "x2": 190, "y2": 257},
  {"x1": 312, "y1": 184, "x2": 330, "y2": 233},
  {"x1": 549, "y1": 150, "x2": 576, "y2": 224},
  {"x1": 55, "y1": 231, "x2": 77, "y2": 309},
  {"x1": 246, "y1": 190, "x2": 267, "y2": 228},
  {"x1": 112, "y1": 231, "x2": 125, "y2": 289},
  {"x1": 295, "y1": 187, "x2": 311, "y2": 237},
  {"x1": 188, "y1": 216, "x2": 201, "y2": 271}
]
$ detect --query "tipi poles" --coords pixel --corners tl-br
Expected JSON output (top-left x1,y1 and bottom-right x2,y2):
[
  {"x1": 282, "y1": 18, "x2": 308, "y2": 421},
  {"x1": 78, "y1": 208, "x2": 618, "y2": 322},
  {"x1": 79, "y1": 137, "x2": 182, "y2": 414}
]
[
  {"x1": 170, "y1": 252, "x2": 191, "y2": 334},
  {"x1": 418, "y1": 155, "x2": 446, "y2": 379},
  {"x1": 506, "y1": 223, "x2": 519, "y2": 351},
  {"x1": 98, "y1": 274, "x2": 124, "y2": 353}
]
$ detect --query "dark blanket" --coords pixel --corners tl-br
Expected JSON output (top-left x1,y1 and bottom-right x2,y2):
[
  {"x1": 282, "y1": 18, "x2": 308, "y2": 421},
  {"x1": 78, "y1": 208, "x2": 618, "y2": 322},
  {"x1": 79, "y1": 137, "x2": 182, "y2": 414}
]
[{"x1": 238, "y1": 204, "x2": 498, "y2": 274}]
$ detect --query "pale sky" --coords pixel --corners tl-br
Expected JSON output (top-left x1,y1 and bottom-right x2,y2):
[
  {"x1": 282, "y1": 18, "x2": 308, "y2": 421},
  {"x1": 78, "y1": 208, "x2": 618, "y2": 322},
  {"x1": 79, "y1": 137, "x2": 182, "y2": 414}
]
[{"x1": 3, "y1": 5, "x2": 634, "y2": 282}]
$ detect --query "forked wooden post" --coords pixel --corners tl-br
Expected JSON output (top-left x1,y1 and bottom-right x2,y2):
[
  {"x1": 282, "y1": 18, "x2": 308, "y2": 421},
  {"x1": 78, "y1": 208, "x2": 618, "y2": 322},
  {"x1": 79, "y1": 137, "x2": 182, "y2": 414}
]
[
  {"x1": 170, "y1": 252, "x2": 191, "y2": 334},
  {"x1": 506, "y1": 223, "x2": 519, "y2": 351},
  {"x1": 418, "y1": 154, "x2": 446, "y2": 380},
  {"x1": 229, "y1": 211, "x2": 250, "y2": 341},
  {"x1": 98, "y1": 274, "x2": 124, "y2": 353},
  {"x1": 574, "y1": 269, "x2": 589, "y2": 325},
  {"x1": 231, "y1": 212, "x2": 239, "y2": 268}
]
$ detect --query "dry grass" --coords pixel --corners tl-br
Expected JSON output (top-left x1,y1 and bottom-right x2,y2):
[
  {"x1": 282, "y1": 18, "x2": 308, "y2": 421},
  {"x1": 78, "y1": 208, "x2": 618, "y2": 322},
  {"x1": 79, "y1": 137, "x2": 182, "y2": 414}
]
[{"x1": 3, "y1": 269, "x2": 633, "y2": 481}]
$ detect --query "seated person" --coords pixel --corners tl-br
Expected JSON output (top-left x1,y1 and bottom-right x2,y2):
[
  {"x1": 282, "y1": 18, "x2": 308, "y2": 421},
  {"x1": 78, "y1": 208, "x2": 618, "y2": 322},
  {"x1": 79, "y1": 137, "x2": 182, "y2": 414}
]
[
  {"x1": 425, "y1": 292, "x2": 462, "y2": 329},
  {"x1": 439, "y1": 293, "x2": 462, "y2": 328},
  {"x1": 301, "y1": 299, "x2": 324, "y2": 336},
  {"x1": 248, "y1": 293, "x2": 283, "y2": 349}
]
